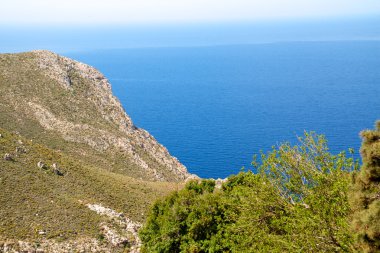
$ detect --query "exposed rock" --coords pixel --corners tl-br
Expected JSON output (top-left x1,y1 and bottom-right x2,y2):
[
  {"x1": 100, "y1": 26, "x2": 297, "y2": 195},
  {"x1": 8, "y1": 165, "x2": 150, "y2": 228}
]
[
  {"x1": 38, "y1": 230, "x2": 46, "y2": 235},
  {"x1": 53, "y1": 169, "x2": 64, "y2": 176},
  {"x1": 214, "y1": 178, "x2": 228, "y2": 189},
  {"x1": 15, "y1": 146, "x2": 26, "y2": 154},
  {"x1": 87, "y1": 203, "x2": 142, "y2": 252},
  {"x1": 51, "y1": 163, "x2": 64, "y2": 176},
  {"x1": 37, "y1": 161, "x2": 47, "y2": 169},
  {"x1": 100, "y1": 225, "x2": 129, "y2": 247},
  {"x1": 3, "y1": 153, "x2": 13, "y2": 161},
  {"x1": 0, "y1": 238, "x2": 112, "y2": 253}
]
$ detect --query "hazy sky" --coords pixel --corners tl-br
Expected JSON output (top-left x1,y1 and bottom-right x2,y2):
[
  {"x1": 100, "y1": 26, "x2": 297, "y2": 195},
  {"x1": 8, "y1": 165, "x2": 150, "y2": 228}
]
[{"x1": 2, "y1": 0, "x2": 380, "y2": 25}]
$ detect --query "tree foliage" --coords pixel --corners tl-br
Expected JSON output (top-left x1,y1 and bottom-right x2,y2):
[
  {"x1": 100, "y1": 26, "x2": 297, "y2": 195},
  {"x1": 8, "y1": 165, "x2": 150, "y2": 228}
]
[
  {"x1": 350, "y1": 121, "x2": 380, "y2": 252},
  {"x1": 140, "y1": 132, "x2": 358, "y2": 252}
]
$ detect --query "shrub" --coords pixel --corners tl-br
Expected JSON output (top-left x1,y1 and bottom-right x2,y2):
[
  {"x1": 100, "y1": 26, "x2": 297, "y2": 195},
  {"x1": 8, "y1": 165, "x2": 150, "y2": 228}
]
[{"x1": 140, "y1": 132, "x2": 358, "y2": 252}]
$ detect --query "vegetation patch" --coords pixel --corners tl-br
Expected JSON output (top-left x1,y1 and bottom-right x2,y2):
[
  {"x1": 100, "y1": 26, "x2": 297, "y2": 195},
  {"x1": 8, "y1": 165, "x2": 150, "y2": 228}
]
[
  {"x1": 140, "y1": 132, "x2": 360, "y2": 252},
  {"x1": 0, "y1": 128, "x2": 178, "y2": 241}
]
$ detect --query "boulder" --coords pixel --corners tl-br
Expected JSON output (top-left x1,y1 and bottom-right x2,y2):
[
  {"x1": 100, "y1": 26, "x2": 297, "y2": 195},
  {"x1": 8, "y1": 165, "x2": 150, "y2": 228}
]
[
  {"x1": 52, "y1": 163, "x2": 64, "y2": 176},
  {"x1": 38, "y1": 230, "x2": 46, "y2": 235},
  {"x1": 37, "y1": 161, "x2": 47, "y2": 169},
  {"x1": 3, "y1": 153, "x2": 13, "y2": 161},
  {"x1": 15, "y1": 147, "x2": 26, "y2": 153},
  {"x1": 53, "y1": 168, "x2": 64, "y2": 176}
]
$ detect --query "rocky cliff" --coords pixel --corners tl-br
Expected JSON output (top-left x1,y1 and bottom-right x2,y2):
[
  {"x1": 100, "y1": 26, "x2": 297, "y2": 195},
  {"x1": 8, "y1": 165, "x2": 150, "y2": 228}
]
[
  {"x1": 0, "y1": 50, "x2": 197, "y2": 252},
  {"x1": 0, "y1": 50, "x2": 195, "y2": 182}
]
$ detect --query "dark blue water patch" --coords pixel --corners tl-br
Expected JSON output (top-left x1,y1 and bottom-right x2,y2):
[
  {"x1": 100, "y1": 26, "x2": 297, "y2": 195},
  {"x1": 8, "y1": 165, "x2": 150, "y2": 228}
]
[{"x1": 66, "y1": 41, "x2": 380, "y2": 178}]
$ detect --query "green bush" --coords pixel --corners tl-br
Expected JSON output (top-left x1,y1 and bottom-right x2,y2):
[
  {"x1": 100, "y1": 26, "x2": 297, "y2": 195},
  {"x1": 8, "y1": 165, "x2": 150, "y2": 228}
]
[{"x1": 140, "y1": 132, "x2": 358, "y2": 252}]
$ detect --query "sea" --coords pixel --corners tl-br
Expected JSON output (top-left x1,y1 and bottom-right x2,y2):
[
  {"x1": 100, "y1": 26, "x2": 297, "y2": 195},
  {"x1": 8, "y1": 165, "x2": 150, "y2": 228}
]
[{"x1": 66, "y1": 41, "x2": 380, "y2": 178}]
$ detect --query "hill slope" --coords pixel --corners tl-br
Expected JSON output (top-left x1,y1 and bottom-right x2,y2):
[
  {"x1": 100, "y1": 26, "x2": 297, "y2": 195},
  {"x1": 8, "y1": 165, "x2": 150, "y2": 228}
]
[
  {"x1": 0, "y1": 50, "x2": 193, "y2": 182},
  {"x1": 0, "y1": 50, "x2": 195, "y2": 252}
]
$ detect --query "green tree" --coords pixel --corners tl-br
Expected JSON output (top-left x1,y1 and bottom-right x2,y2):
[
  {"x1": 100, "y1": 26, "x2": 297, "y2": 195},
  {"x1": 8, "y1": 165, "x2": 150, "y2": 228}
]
[
  {"x1": 256, "y1": 132, "x2": 358, "y2": 251},
  {"x1": 350, "y1": 121, "x2": 380, "y2": 252},
  {"x1": 140, "y1": 132, "x2": 357, "y2": 252}
]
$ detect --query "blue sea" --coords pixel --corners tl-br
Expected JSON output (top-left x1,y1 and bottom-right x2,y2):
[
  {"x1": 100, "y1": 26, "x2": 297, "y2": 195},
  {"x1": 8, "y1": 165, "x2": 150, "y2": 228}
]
[{"x1": 66, "y1": 41, "x2": 380, "y2": 178}]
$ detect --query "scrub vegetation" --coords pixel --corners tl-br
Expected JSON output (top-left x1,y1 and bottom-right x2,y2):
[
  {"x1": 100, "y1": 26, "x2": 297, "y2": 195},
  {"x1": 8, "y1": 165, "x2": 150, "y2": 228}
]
[
  {"x1": 0, "y1": 127, "x2": 178, "y2": 240},
  {"x1": 139, "y1": 130, "x2": 379, "y2": 252}
]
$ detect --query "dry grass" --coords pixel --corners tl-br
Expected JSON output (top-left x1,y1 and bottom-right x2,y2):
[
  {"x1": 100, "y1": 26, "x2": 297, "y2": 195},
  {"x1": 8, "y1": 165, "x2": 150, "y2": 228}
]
[
  {"x1": 0, "y1": 128, "x2": 180, "y2": 240},
  {"x1": 0, "y1": 51, "x2": 186, "y2": 243}
]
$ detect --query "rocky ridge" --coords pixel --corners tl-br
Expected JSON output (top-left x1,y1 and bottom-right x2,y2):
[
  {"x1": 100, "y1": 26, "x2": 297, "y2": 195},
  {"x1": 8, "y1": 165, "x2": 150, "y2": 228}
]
[
  {"x1": 0, "y1": 50, "x2": 197, "y2": 182},
  {"x1": 0, "y1": 50, "x2": 199, "y2": 252},
  {"x1": 33, "y1": 50, "x2": 192, "y2": 181}
]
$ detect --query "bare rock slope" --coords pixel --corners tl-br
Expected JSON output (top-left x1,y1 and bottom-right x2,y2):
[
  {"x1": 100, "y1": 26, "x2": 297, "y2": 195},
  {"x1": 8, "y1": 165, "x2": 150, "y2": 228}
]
[{"x1": 0, "y1": 50, "x2": 195, "y2": 182}]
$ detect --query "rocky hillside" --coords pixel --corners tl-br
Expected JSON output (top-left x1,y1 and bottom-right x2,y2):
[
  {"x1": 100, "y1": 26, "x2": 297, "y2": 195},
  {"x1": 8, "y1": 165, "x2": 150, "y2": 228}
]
[
  {"x1": 0, "y1": 50, "x2": 194, "y2": 182},
  {"x1": 0, "y1": 50, "x2": 197, "y2": 252}
]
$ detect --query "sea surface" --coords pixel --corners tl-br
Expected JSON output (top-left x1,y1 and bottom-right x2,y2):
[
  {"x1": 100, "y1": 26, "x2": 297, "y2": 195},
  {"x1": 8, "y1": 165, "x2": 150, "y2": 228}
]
[{"x1": 67, "y1": 41, "x2": 380, "y2": 178}]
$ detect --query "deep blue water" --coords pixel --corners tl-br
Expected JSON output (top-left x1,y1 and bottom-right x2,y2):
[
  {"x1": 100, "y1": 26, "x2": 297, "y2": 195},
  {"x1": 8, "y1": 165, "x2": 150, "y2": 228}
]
[{"x1": 67, "y1": 41, "x2": 380, "y2": 178}]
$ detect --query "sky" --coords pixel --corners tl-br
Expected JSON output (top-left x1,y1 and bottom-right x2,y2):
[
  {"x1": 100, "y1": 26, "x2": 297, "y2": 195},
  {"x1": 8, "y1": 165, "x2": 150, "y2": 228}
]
[
  {"x1": 1, "y1": 1, "x2": 380, "y2": 52},
  {"x1": 1, "y1": 0, "x2": 380, "y2": 25}
]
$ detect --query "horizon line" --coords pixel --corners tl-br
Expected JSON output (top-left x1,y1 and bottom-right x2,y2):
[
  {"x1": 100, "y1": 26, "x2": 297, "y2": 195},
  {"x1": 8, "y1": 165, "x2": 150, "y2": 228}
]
[{"x1": 1, "y1": 14, "x2": 379, "y2": 28}]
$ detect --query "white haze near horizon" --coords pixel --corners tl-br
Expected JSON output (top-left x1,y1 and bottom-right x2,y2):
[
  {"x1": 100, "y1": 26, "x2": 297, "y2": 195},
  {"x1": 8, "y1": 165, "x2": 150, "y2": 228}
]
[
  {"x1": 1, "y1": 0, "x2": 380, "y2": 25},
  {"x1": 1, "y1": 0, "x2": 380, "y2": 53},
  {"x1": 1, "y1": 17, "x2": 380, "y2": 53}
]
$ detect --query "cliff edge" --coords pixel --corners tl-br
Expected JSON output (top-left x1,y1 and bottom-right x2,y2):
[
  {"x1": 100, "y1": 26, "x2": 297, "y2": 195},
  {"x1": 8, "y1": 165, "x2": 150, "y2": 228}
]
[{"x1": 0, "y1": 50, "x2": 195, "y2": 182}]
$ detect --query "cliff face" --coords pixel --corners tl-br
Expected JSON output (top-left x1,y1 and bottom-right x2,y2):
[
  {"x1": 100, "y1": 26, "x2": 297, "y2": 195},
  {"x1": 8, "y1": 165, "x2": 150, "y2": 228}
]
[
  {"x1": 0, "y1": 50, "x2": 197, "y2": 251},
  {"x1": 0, "y1": 50, "x2": 194, "y2": 182}
]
